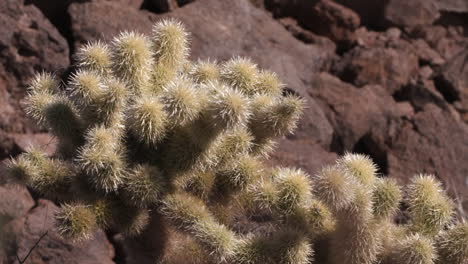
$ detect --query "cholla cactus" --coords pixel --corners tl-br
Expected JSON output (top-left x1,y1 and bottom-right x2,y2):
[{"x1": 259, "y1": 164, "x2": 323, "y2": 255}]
[{"x1": 4, "y1": 19, "x2": 467, "y2": 264}]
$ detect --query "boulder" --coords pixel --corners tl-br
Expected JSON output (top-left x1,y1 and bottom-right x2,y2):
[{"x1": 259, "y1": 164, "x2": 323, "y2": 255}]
[
  {"x1": 384, "y1": 0, "x2": 440, "y2": 28},
  {"x1": 333, "y1": 44, "x2": 419, "y2": 94},
  {"x1": 0, "y1": 0, "x2": 69, "y2": 158},
  {"x1": 434, "y1": 49, "x2": 468, "y2": 122},
  {"x1": 0, "y1": 184, "x2": 34, "y2": 227},
  {"x1": 384, "y1": 104, "x2": 468, "y2": 210}
]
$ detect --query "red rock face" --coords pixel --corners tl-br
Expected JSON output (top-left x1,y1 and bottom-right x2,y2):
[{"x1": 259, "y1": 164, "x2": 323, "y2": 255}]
[{"x1": 0, "y1": 0, "x2": 467, "y2": 263}]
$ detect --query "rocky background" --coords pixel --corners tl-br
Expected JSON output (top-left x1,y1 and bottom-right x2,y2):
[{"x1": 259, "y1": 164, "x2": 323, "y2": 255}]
[{"x1": 0, "y1": 0, "x2": 467, "y2": 263}]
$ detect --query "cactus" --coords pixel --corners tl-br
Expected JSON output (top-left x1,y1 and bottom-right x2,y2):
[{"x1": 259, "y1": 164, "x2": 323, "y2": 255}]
[{"x1": 4, "y1": 19, "x2": 467, "y2": 264}]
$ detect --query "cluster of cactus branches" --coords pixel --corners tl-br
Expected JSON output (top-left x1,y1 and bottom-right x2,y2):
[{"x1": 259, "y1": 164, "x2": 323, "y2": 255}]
[{"x1": 4, "y1": 19, "x2": 467, "y2": 264}]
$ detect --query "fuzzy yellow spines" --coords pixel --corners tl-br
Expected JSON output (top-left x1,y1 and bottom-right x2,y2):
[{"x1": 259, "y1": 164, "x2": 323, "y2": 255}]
[
  {"x1": 68, "y1": 69, "x2": 104, "y2": 106},
  {"x1": 95, "y1": 78, "x2": 128, "y2": 128},
  {"x1": 29, "y1": 156, "x2": 73, "y2": 201},
  {"x1": 25, "y1": 78, "x2": 83, "y2": 147},
  {"x1": 232, "y1": 229, "x2": 313, "y2": 264},
  {"x1": 191, "y1": 59, "x2": 220, "y2": 84},
  {"x1": 274, "y1": 168, "x2": 312, "y2": 214},
  {"x1": 111, "y1": 204, "x2": 150, "y2": 236},
  {"x1": 389, "y1": 234, "x2": 436, "y2": 264},
  {"x1": 286, "y1": 199, "x2": 335, "y2": 238},
  {"x1": 303, "y1": 199, "x2": 335, "y2": 237},
  {"x1": 214, "y1": 155, "x2": 262, "y2": 195},
  {"x1": 28, "y1": 72, "x2": 60, "y2": 94},
  {"x1": 76, "y1": 41, "x2": 112, "y2": 76},
  {"x1": 255, "y1": 70, "x2": 284, "y2": 96},
  {"x1": 77, "y1": 126, "x2": 126, "y2": 192},
  {"x1": 313, "y1": 165, "x2": 357, "y2": 212},
  {"x1": 176, "y1": 170, "x2": 216, "y2": 200},
  {"x1": 436, "y1": 222, "x2": 468, "y2": 264},
  {"x1": 378, "y1": 221, "x2": 406, "y2": 262},
  {"x1": 43, "y1": 96, "x2": 83, "y2": 140},
  {"x1": 111, "y1": 31, "x2": 153, "y2": 92},
  {"x1": 55, "y1": 203, "x2": 97, "y2": 242},
  {"x1": 249, "y1": 94, "x2": 304, "y2": 141},
  {"x1": 161, "y1": 78, "x2": 202, "y2": 127},
  {"x1": 204, "y1": 83, "x2": 251, "y2": 130},
  {"x1": 5, "y1": 153, "x2": 38, "y2": 185},
  {"x1": 9, "y1": 148, "x2": 73, "y2": 200},
  {"x1": 337, "y1": 153, "x2": 378, "y2": 187},
  {"x1": 372, "y1": 177, "x2": 402, "y2": 220},
  {"x1": 123, "y1": 164, "x2": 165, "y2": 207},
  {"x1": 209, "y1": 127, "x2": 253, "y2": 167},
  {"x1": 151, "y1": 19, "x2": 189, "y2": 91},
  {"x1": 221, "y1": 57, "x2": 259, "y2": 95},
  {"x1": 407, "y1": 174, "x2": 454, "y2": 236},
  {"x1": 90, "y1": 198, "x2": 113, "y2": 229},
  {"x1": 330, "y1": 187, "x2": 381, "y2": 264},
  {"x1": 152, "y1": 19, "x2": 189, "y2": 71},
  {"x1": 244, "y1": 179, "x2": 279, "y2": 215},
  {"x1": 161, "y1": 193, "x2": 239, "y2": 262},
  {"x1": 128, "y1": 96, "x2": 168, "y2": 145}
]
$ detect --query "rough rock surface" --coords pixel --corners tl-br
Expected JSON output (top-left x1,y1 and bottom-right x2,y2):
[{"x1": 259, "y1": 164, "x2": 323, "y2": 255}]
[
  {"x1": 1, "y1": 200, "x2": 115, "y2": 264},
  {"x1": 0, "y1": 0, "x2": 69, "y2": 159},
  {"x1": 1, "y1": 0, "x2": 468, "y2": 262}
]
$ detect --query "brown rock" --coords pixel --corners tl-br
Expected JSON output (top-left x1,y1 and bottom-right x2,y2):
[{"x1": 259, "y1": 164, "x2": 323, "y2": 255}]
[
  {"x1": 411, "y1": 39, "x2": 445, "y2": 65},
  {"x1": 310, "y1": 0, "x2": 360, "y2": 47},
  {"x1": 436, "y1": 0, "x2": 468, "y2": 12},
  {"x1": 0, "y1": 0, "x2": 69, "y2": 159},
  {"x1": 264, "y1": 0, "x2": 360, "y2": 49},
  {"x1": 384, "y1": 0, "x2": 440, "y2": 28},
  {"x1": 338, "y1": 0, "x2": 387, "y2": 29},
  {"x1": 1, "y1": 200, "x2": 115, "y2": 264},
  {"x1": 269, "y1": 139, "x2": 338, "y2": 175},
  {"x1": 308, "y1": 73, "x2": 405, "y2": 156},
  {"x1": 0, "y1": 184, "x2": 34, "y2": 227},
  {"x1": 278, "y1": 17, "x2": 338, "y2": 50},
  {"x1": 385, "y1": 104, "x2": 468, "y2": 208},
  {"x1": 434, "y1": 49, "x2": 468, "y2": 122},
  {"x1": 410, "y1": 25, "x2": 467, "y2": 60},
  {"x1": 334, "y1": 44, "x2": 419, "y2": 94}
]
